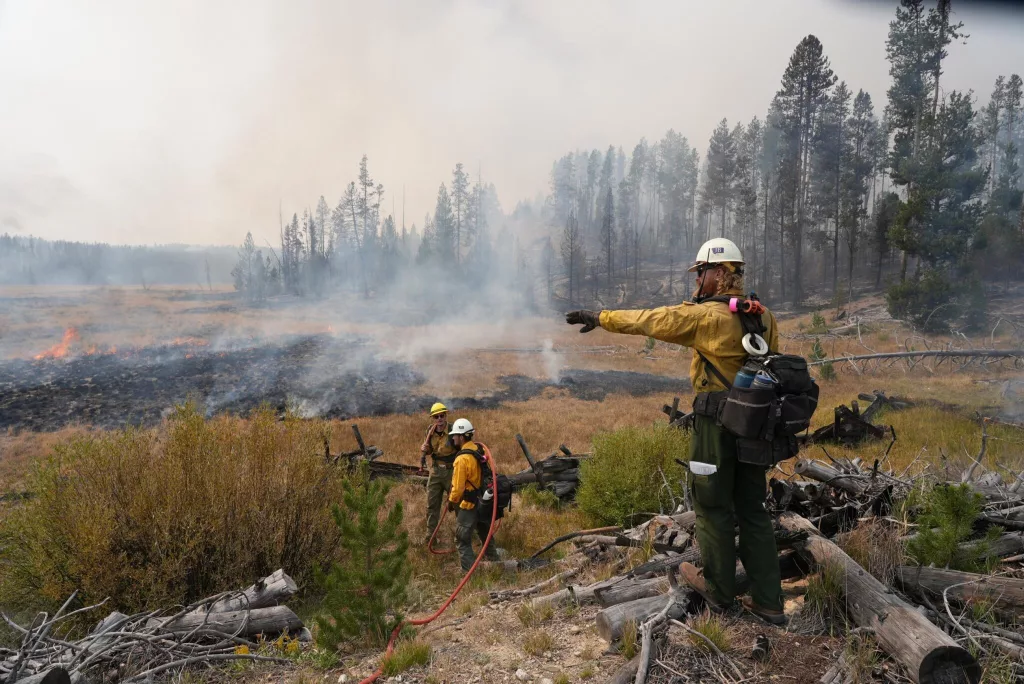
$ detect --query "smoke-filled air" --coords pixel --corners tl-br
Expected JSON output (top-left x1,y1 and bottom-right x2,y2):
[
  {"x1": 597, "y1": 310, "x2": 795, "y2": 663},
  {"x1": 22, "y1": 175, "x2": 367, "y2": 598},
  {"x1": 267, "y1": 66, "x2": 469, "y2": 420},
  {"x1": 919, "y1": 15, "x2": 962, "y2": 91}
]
[{"x1": 3, "y1": 2, "x2": 1024, "y2": 683}]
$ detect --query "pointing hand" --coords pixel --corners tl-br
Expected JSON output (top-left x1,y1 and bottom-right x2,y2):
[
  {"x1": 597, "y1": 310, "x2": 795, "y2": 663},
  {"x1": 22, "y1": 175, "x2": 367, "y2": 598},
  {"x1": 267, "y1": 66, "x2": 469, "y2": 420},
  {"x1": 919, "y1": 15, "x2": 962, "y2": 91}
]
[{"x1": 565, "y1": 310, "x2": 600, "y2": 333}]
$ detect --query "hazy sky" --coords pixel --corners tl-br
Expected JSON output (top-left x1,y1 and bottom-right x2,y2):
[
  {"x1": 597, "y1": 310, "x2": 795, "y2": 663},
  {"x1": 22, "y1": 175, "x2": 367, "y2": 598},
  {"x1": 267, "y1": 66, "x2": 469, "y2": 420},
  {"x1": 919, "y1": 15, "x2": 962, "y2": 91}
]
[{"x1": 1, "y1": 0, "x2": 1023, "y2": 247}]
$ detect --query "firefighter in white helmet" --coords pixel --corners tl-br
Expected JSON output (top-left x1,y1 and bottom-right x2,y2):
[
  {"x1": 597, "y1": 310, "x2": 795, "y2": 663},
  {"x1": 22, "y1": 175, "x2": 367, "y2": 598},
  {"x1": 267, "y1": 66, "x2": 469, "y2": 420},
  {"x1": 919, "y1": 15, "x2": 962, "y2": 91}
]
[
  {"x1": 565, "y1": 238, "x2": 786, "y2": 625},
  {"x1": 447, "y1": 418, "x2": 500, "y2": 570}
]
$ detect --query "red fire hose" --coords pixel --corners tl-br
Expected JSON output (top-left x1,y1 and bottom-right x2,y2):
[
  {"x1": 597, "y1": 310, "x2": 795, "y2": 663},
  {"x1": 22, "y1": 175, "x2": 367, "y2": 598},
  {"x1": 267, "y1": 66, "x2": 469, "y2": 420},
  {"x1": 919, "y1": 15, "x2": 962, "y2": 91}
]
[
  {"x1": 427, "y1": 499, "x2": 455, "y2": 555},
  {"x1": 358, "y1": 446, "x2": 501, "y2": 684}
]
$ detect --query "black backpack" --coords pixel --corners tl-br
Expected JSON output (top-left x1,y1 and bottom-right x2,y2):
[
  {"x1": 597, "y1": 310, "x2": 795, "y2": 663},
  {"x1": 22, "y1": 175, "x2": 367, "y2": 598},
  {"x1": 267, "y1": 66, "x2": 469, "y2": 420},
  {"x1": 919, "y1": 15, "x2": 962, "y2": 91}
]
[
  {"x1": 698, "y1": 295, "x2": 819, "y2": 466},
  {"x1": 456, "y1": 444, "x2": 513, "y2": 519}
]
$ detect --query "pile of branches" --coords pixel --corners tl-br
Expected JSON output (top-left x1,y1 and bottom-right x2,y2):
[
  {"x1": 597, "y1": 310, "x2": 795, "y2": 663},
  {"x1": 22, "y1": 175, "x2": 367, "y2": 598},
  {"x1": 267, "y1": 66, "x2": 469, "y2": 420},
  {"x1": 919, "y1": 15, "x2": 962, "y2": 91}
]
[
  {"x1": 0, "y1": 570, "x2": 304, "y2": 684},
  {"x1": 499, "y1": 420, "x2": 1024, "y2": 683},
  {"x1": 506, "y1": 434, "x2": 588, "y2": 502}
]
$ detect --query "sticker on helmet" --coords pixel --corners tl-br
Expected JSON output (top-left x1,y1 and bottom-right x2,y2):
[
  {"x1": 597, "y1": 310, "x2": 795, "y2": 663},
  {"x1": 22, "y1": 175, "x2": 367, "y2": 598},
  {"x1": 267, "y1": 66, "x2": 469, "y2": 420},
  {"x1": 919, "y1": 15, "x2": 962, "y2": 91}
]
[{"x1": 712, "y1": 247, "x2": 724, "y2": 254}]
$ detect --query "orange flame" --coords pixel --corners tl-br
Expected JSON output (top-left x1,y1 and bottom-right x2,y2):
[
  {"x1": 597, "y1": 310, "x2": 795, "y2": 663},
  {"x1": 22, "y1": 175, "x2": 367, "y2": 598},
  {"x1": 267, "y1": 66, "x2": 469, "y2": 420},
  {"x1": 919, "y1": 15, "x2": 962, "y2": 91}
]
[{"x1": 35, "y1": 327, "x2": 80, "y2": 360}]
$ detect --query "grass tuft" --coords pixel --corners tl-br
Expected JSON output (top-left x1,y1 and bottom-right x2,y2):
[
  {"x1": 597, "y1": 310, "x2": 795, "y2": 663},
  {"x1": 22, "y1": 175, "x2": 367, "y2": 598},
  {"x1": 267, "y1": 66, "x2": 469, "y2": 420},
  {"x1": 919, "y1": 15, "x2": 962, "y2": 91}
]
[
  {"x1": 839, "y1": 520, "x2": 904, "y2": 585},
  {"x1": 687, "y1": 611, "x2": 730, "y2": 653},
  {"x1": 806, "y1": 561, "x2": 846, "y2": 624},
  {"x1": 522, "y1": 629, "x2": 554, "y2": 656},
  {"x1": 620, "y1": 620, "x2": 639, "y2": 659},
  {"x1": 381, "y1": 639, "x2": 432, "y2": 677}
]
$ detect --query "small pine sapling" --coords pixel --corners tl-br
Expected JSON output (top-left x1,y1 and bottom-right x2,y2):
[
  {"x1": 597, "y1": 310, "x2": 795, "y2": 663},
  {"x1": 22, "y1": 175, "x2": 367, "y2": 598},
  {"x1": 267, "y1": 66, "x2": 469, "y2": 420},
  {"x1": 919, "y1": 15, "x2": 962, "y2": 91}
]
[
  {"x1": 315, "y1": 470, "x2": 411, "y2": 648},
  {"x1": 906, "y1": 483, "x2": 1003, "y2": 572}
]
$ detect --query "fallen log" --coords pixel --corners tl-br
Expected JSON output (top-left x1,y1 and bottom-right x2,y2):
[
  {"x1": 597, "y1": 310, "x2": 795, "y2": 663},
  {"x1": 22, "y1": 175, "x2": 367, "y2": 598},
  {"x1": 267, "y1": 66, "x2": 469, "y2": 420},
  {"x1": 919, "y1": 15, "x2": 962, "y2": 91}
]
[
  {"x1": 984, "y1": 531, "x2": 1024, "y2": 559},
  {"x1": 794, "y1": 459, "x2": 870, "y2": 496},
  {"x1": 596, "y1": 552, "x2": 805, "y2": 608},
  {"x1": 895, "y1": 566, "x2": 1024, "y2": 614},
  {"x1": 779, "y1": 512, "x2": 979, "y2": 684},
  {"x1": 189, "y1": 569, "x2": 297, "y2": 615},
  {"x1": 596, "y1": 592, "x2": 692, "y2": 643},
  {"x1": 152, "y1": 605, "x2": 302, "y2": 638},
  {"x1": 608, "y1": 655, "x2": 642, "y2": 684},
  {"x1": 809, "y1": 349, "x2": 1024, "y2": 366},
  {"x1": 506, "y1": 470, "x2": 580, "y2": 487},
  {"x1": 530, "y1": 577, "x2": 617, "y2": 611},
  {"x1": 11, "y1": 668, "x2": 70, "y2": 684}
]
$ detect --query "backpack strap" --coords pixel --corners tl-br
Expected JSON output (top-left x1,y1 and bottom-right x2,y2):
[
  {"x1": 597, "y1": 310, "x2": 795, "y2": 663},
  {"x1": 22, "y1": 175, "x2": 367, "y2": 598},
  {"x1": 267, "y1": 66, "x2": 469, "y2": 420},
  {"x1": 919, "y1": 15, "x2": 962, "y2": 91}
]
[{"x1": 696, "y1": 350, "x2": 733, "y2": 390}]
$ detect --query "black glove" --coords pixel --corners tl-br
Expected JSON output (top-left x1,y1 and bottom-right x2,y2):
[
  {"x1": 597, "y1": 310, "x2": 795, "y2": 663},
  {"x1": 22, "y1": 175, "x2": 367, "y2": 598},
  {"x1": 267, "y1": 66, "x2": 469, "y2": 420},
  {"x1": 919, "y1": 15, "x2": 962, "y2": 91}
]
[
  {"x1": 565, "y1": 310, "x2": 601, "y2": 333},
  {"x1": 420, "y1": 456, "x2": 427, "y2": 470},
  {"x1": 447, "y1": 500, "x2": 457, "y2": 512}
]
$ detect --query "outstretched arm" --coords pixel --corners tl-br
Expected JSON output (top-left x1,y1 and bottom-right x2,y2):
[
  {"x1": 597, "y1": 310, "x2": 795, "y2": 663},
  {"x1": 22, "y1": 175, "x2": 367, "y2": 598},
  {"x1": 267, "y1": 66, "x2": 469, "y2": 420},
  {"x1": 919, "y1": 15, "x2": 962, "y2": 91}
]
[{"x1": 596, "y1": 305, "x2": 701, "y2": 347}]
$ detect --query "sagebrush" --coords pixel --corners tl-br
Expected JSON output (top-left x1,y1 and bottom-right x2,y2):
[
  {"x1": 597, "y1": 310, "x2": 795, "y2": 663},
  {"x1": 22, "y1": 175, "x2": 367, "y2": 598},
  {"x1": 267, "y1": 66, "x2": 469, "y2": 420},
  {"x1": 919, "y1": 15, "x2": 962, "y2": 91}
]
[
  {"x1": 577, "y1": 424, "x2": 689, "y2": 525},
  {"x1": 0, "y1": 403, "x2": 345, "y2": 613}
]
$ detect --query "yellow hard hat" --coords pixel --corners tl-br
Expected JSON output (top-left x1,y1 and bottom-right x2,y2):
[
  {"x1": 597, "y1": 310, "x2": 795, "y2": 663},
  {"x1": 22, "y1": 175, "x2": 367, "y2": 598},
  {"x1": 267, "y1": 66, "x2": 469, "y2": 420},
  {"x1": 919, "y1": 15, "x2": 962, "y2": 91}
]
[{"x1": 429, "y1": 402, "x2": 448, "y2": 417}]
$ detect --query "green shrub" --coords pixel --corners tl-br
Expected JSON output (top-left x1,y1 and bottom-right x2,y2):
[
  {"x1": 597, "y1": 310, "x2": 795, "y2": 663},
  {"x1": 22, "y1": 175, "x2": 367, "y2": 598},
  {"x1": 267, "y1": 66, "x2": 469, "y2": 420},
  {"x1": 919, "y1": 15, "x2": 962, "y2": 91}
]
[
  {"x1": 0, "y1": 404, "x2": 343, "y2": 613},
  {"x1": 809, "y1": 311, "x2": 827, "y2": 333},
  {"x1": 906, "y1": 483, "x2": 1003, "y2": 572},
  {"x1": 315, "y1": 470, "x2": 410, "y2": 648},
  {"x1": 577, "y1": 424, "x2": 688, "y2": 525}
]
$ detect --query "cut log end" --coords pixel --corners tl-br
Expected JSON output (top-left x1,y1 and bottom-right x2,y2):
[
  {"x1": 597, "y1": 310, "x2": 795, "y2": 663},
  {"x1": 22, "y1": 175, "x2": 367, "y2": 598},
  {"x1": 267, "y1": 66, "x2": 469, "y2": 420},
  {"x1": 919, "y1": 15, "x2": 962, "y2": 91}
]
[{"x1": 919, "y1": 646, "x2": 981, "y2": 684}]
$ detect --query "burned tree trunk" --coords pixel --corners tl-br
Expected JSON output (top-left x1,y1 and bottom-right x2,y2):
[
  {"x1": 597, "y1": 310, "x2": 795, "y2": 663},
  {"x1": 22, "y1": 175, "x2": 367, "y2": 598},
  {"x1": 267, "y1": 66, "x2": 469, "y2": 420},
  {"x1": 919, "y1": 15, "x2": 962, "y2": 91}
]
[
  {"x1": 778, "y1": 512, "x2": 979, "y2": 684},
  {"x1": 896, "y1": 566, "x2": 1024, "y2": 613},
  {"x1": 794, "y1": 459, "x2": 870, "y2": 496}
]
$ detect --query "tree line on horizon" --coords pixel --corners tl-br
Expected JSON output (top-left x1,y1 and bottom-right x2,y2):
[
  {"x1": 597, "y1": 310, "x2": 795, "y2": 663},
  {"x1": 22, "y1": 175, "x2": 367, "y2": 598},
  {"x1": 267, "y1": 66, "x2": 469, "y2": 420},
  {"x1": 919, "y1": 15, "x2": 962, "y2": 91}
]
[{"x1": 551, "y1": 0, "x2": 1023, "y2": 330}]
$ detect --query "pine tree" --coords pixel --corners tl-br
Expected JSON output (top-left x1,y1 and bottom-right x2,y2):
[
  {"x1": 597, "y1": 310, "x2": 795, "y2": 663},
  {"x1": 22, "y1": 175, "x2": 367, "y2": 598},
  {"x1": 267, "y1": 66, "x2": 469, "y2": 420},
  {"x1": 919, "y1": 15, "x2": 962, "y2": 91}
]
[
  {"x1": 315, "y1": 473, "x2": 410, "y2": 648},
  {"x1": 451, "y1": 163, "x2": 470, "y2": 262},
  {"x1": 561, "y1": 210, "x2": 585, "y2": 305},
  {"x1": 599, "y1": 188, "x2": 616, "y2": 296},
  {"x1": 811, "y1": 81, "x2": 851, "y2": 294},
  {"x1": 433, "y1": 184, "x2": 455, "y2": 263},
  {"x1": 843, "y1": 90, "x2": 879, "y2": 300},
  {"x1": 703, "y1": 119, "x2": 736, "y2": 238},
  {"x1": 775, "y1": 35, "x2": 837, "y2": 302}
]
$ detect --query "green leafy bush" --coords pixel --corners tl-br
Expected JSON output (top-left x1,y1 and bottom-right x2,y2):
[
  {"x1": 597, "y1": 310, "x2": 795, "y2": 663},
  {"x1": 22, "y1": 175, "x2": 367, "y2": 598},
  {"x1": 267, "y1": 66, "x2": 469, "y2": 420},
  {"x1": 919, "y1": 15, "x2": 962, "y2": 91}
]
[
  {"x1": 906, "y1": 483, "x2": 1002, "y2": 572},
  {"x1": 577, "y1": 424, "x2": 689, "y2": 525},
  {"x1": 314, "y1": 470, "x2": 411, "y2": 648},
  {"x1": 0, "y1": 404, "x2": 344, "y2": 613}
]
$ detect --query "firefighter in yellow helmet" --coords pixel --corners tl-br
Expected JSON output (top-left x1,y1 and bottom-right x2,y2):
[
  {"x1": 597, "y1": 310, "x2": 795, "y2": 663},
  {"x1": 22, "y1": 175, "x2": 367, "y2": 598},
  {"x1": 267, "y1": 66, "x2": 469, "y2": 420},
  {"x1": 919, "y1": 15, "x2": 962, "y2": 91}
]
[
  {"x1": 421, "y1": 402, "x2": 457, "y2": 544},
  {"x1": 447, "y1": 418, "x2": 500, "y2": 571},
  {"x1": 565, "y1": 238, "x2": 786, "y2": 625}
]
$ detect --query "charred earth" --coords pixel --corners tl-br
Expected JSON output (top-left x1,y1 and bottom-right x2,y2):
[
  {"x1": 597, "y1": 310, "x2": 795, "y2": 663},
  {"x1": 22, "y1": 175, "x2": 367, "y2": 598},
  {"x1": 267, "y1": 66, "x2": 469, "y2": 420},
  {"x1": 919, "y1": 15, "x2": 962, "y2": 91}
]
[{"x1": 0, "y1": 334, "x2": 687, "y2": 431}]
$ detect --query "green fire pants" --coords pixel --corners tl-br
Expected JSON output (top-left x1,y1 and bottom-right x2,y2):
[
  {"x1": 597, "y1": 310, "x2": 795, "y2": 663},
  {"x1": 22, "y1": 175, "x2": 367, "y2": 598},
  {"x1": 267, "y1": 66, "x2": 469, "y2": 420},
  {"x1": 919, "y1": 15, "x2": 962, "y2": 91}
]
[
  {"x1": 689, "y1": 415, "x2": 783, "y2": 611},
  {"x1": 455, "y1": 505, "x2": 498, "y2": 571},
  {"x1": 425, "y1": 462, "x2": 453, "y2": 538}
]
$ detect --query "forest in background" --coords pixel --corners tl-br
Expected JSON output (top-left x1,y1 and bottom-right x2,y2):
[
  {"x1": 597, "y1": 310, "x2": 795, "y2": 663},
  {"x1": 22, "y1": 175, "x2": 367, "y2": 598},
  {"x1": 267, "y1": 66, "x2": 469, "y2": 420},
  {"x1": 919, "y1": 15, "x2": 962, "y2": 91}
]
[{"x1": 227, "y1": 1, "x2": 1024, "y2": 331}]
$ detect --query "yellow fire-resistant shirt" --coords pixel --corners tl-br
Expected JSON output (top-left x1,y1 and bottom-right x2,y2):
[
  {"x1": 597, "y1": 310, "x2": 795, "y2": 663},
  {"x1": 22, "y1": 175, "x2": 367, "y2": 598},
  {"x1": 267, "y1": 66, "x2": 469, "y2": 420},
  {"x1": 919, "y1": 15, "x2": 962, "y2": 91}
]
[
  {"x1": 424, "y1": 422, "x2": 458, "y2": 463},
  {"x1": 449, "y1": 440, "x2": 484, "y2": 510},
  {"x1": 599, "y1": 290, "x2": 779, "y2": 393}
]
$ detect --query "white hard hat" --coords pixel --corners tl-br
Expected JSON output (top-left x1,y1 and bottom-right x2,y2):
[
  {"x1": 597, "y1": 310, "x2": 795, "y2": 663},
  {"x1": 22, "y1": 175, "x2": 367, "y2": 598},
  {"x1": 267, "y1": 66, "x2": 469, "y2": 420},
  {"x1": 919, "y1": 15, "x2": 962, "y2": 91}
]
[
  {"x1": 449, "y1": 418, "x2": 475, "y2": 436},
  {"x1": 688, "y1": 238, "x2": 744, "y2": 273}
]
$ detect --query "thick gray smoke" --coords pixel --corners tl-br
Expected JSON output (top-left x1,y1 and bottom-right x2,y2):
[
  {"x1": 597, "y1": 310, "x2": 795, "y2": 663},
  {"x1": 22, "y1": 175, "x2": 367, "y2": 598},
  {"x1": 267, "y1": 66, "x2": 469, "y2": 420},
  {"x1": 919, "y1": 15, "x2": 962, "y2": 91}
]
[{"x1": 2, "y1": 1, "x2": 1023, "y2": 247}]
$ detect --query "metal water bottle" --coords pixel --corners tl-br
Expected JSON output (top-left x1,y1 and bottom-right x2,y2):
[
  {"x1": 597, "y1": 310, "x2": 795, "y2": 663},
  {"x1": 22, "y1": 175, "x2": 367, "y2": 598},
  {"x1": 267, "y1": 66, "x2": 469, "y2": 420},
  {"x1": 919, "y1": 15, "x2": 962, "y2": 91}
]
[
  {"x1": 734, "y1": 369, "x2": 756, "y2": 388},
  {"x1": 750, "y1": 371, "x2": 776, "y2": 391}
]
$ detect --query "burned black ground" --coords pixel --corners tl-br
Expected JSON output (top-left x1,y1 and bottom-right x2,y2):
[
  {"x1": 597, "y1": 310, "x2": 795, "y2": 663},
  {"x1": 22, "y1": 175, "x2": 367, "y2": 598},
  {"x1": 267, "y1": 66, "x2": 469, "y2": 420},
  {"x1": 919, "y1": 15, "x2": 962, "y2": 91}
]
[{"x1": 0, "y1": 336, "x2": 688, "y2": 431}]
